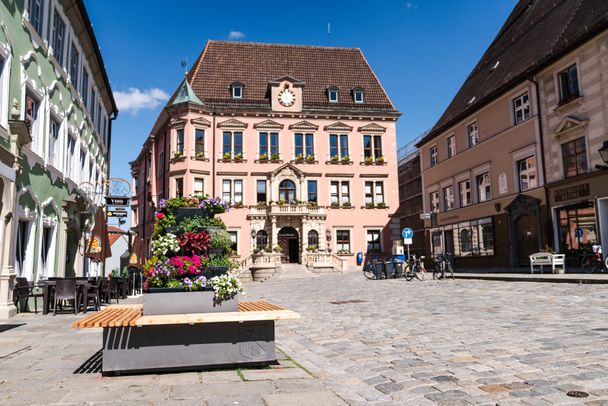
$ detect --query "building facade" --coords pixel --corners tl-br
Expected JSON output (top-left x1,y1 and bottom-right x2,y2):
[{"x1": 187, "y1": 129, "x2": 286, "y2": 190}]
[
  {"x1": 537, "y1": 29, "x2": 608, "y2": 265},
  {"x1": 131, "y1": 41, "x2": 401, "y2": 271},
  {"x1": 416, "y1": 0, "x2": 608, "y2": 268},
  {"x1": 0, "y1": 0, "x2": 116, "y2": 317}
]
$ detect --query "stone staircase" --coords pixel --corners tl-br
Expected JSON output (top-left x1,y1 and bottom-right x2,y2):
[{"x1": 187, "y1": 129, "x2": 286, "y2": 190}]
[{"x1": 275, "y1": 263, "x2": 319, "y2": 280}]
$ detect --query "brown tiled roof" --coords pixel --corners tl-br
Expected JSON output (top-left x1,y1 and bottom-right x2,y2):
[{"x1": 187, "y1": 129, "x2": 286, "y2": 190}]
[
  {"x1": 108, "y1": 226, "x2": 125, "y2": 247},
  {"x1": 418, "y1": 0, "x2": 608, "y2": 146},
  {"x1": 176, "y1": 40, "x2": 397, "y2": 114}
]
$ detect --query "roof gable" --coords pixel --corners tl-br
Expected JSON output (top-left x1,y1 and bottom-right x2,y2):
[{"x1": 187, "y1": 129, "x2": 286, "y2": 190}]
[
  {"x1": 358, "y1": 123, "x2": 386, "y2": 133},
  {"x1": 324, "y1": 122, "x2": 353, "y2": 132},
  {"x1": 253, "y1": 119, "x2": 284, "y2": 130},
  {"x1": 217, "y1": 118, "x2": 248, "y2": 129},
  {"x1": 289, "y1": 120, "x2": 319, "y2": 131}
]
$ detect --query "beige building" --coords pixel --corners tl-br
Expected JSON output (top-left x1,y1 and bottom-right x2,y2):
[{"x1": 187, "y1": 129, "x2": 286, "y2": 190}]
[{"x1": 416, "y1": 0, "x2": 608, "y2": 268}]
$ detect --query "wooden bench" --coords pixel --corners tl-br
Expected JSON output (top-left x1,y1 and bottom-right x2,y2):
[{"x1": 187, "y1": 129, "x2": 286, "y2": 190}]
[
  {"x1": 529, "y1": 253, "x2": 566, "y2": 274},
  {"x1": 73, "y1": 301, "x2": 300, "y2": 375}
]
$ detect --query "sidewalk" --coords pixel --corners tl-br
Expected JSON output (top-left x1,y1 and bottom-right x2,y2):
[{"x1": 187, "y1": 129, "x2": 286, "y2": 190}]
[{"x1": 453, "y1": 268, "x2": 608, "y2": 284}]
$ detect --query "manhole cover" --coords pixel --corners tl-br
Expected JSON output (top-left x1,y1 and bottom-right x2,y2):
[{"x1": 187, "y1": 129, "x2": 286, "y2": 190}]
[
  {"x1": 330, "y1": 299, "x2": 368, "y2": 305},
  {"x1": 566, "y1": 391, "x2": 589, "y2": 398}
]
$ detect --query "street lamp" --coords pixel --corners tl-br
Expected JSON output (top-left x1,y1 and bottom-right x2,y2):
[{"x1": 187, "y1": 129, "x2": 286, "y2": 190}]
[{"x1": 597, "y1": 141, "x2": 608, "y2": 170}]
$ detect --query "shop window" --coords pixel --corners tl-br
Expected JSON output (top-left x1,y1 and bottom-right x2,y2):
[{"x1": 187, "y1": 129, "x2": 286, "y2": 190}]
[
  {"x1": 558, "y1": 202, "x2": 598, "y2": 256},
  {"x1": 436, "y1": 218, "x2": 494, "y2": 257}
]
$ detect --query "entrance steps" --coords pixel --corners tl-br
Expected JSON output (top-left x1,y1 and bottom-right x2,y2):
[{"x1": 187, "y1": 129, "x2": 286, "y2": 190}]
[{"x1": 275, "y1": 263, "x2": 319, "y2": 280}]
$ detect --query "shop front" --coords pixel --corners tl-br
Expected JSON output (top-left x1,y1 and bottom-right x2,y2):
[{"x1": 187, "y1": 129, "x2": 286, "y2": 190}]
[{"x1": 549, "y1": 172, "x2": 608, "y2": 267}]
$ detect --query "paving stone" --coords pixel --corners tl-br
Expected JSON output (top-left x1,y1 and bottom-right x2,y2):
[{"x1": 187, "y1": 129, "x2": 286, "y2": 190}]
[
  {"x1": 375, "y1": 381, "x2": 403, "y2": 394},
  {"x1": 207, "y1": 395, "x2": 265, "y2": 406},
  {"x1": 263, "y1": 391, "x2": 348, "y2": 406},
  {"x1": 241, "y1": 367, "x2": 311, "y2": 381}
]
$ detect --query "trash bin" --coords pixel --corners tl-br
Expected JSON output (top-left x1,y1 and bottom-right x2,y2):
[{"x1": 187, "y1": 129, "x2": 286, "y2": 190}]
[
  {"x1": 392, "y1": 260, "x2": 404, "y2": 278},
  {"x1": 384, "y1": 261, "x2": 396, "y2": 278},
  {"x1": 373, "y1": 262, "x2": 385, "y2": 279}
]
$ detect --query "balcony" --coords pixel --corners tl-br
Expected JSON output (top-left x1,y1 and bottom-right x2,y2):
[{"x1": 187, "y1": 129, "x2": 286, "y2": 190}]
[{"x1": 248, "y1": 203, "x2": 326, "y2": 218}]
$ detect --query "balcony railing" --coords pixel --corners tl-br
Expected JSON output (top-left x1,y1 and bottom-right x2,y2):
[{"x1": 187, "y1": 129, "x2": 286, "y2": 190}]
[{"x1": 249, "y1": 204, "x2": 325, "y2": 216}]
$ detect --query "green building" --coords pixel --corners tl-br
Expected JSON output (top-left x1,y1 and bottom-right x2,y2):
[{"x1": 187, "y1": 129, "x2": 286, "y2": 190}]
[{"x1": 0, "y1": 0, "x2": 117, "y2": 318}]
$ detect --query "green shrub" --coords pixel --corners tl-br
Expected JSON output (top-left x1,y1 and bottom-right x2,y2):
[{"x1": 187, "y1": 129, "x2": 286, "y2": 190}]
[{"x1": 180, "y1": 216, "x2": 226, "y2": 233}]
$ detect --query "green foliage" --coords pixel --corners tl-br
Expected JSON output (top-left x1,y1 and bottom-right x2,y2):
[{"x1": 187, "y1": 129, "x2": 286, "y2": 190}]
[
  {"x1": 210, "y1": 229, "x2": 232, "y2": 251},
  {"x1": 180, "y1": 216, "x2": 226, "y2": 233},
  {"x1": 208, "y1": 254, "x2": 239, "y2": 270}
]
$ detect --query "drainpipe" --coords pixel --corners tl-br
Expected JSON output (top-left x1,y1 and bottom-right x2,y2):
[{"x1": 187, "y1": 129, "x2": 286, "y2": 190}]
[
  {"x1": 212, "y1": 113, "x2": 216, "y2": 196},
  {"x1": 528, "y1": 77, "x2": 552, "y2": 250}
]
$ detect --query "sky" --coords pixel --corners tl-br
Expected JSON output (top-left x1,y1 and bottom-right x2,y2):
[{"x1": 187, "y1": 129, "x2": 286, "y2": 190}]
[{"x1": 84, "y1": 0, "x2": 518, "y2": 183}]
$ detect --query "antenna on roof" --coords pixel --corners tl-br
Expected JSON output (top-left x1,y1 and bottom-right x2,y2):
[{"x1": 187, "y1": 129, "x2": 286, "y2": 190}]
[{"x1": 181, "y1": 59, "x2": 188, "y2": 79}]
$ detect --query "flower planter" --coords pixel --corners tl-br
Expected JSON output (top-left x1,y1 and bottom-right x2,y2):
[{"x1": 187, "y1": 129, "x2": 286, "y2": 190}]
[
  {"x1": 205, "y1": 266, "x2": 229, "y2": 277},
  {"x1": 143, "y1": 290, "x2": 238, "y2": 315},
  {"x1": 173, "y1": 208, "x2": 210, "y2": 223}
]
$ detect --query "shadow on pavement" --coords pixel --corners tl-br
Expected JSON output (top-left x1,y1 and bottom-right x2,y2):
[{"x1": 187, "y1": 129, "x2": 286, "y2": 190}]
[{"x1": 73, "y1": 349, "x2": 102, "y2": 374}]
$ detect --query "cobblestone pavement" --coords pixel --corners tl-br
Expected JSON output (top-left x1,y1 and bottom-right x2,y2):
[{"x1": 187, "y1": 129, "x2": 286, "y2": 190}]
[
  {"x1": 1, "y1": 274, "x2": 608, "y2": 405},
  {"x1": 244, "y1": 273, "x2": 608, "y2": 405}
]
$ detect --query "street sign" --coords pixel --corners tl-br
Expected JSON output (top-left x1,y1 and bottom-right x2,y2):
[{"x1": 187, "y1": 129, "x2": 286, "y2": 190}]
[
  {"x1": 105, "y1": 196, "x2": 130, "y2": 206},
  {"x1": 402, "y1": 227, "x2": 413, "y2": 245},
  {"x1": 107, "y1": 210, "x2": 128, "y2": 218}
]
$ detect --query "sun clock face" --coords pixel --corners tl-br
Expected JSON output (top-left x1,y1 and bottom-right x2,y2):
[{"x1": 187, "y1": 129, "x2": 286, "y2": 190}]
[{"x1": 278, "y1": 88, "x2": 296, "y2": 107}]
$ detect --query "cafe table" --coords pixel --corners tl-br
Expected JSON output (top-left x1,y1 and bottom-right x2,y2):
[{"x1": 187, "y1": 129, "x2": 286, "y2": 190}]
[{"x1": 37, "y1": 279, "x2": 91, "y2": 315}]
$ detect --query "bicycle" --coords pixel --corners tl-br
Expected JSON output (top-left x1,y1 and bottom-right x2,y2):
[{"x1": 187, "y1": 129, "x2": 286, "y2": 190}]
[
  {"x1": 363, "y1": 258, "x2": 403, "y2": 280},
  {"x1": 404, "y1": 254, "x2": 426, "y2": 281},
  {"x1": 433, "y1": 253, "x2": 455, "y2": 280},
  {"x1": 581, "y1": 245, "x2": 608, "y2": 273},
  {"x1": 363, "y1": 261, "x2": 378, "y2": 280}
]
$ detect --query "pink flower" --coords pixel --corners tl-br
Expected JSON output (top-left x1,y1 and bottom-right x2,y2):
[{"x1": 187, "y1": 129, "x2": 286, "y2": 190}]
[{"x1": 156, "y1": 212, "x2": 165, "y2": 220}]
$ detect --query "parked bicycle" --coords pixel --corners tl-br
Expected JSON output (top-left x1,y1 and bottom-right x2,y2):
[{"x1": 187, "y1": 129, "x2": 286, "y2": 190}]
[
  {"x1": 581, "y1": 245, "x2": 608, "y2": 273},
  {"x1": 404, "y1": 254, "x2": 426, "y2": 281},
  {"x1": 433, "y1": 253, "x2": 455, "y2": 280}
]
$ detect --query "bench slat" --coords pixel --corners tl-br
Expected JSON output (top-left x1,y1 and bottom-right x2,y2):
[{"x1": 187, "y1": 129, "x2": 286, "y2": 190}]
[{"x1": 136, "y1": 309, "x2": 300, "y2": 326}]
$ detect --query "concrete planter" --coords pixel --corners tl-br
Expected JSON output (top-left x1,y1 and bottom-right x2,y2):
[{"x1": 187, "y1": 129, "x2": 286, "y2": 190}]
[{"x1": 143, "y1": 290, "x2": 238, "y2": 315}]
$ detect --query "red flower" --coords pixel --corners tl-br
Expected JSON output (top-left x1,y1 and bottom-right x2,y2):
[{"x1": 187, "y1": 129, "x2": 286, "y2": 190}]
[{"x1": 155, "y1": 212, "x2": 165, "y2": 220}]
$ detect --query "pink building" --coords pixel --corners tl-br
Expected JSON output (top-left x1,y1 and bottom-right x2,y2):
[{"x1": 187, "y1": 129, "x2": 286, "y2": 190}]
[{"x1": 131, "y1": 41, "x2": 401, "y2": 273}]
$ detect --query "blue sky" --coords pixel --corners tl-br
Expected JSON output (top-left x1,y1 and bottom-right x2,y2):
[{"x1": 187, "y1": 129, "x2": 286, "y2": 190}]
[{"x1": 85, "y1": 0, "x2": 517, "y2": 182}]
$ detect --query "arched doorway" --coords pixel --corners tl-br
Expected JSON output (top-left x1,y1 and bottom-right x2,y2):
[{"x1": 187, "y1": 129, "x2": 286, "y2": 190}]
[
  {"x1": 278, "y1": 180, "x2": 296, "y2": 203},
  {"x1": 278, "y1": 227, "x2": 299, "y2": 263}
]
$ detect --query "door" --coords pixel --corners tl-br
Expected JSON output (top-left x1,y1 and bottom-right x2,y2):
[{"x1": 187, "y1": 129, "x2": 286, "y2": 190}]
[
  {"x1": 515, "y1": 214, "x2": 538, "y2": 266},
  {"x1": 277, "y1": 227, "x2": 299, "y2": 263}
]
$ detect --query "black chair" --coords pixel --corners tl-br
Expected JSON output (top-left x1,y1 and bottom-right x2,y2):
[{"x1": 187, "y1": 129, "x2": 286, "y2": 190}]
[
  {"x1": 84, "y1": 277, "x2": 101, "y2": 311},
  {"x1": 54, "y1": 279, "x2": 79, "y2": 315},
  {"x1": 102, "y1": 278, "x2": 119, "y2": 304},
  {"x1": 14, "y1": 277, "x2": 43, "y2": 314}
]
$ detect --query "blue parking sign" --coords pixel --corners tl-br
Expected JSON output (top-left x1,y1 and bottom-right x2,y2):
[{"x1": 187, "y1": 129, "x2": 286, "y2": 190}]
[{"x1": 402, "y1": 228, "x2": 413, "y2": 239}]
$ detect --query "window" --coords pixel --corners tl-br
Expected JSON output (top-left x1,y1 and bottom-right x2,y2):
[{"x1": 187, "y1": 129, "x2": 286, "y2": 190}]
[
  {"x1": 328, "y1": 87, "x2": 338, "y2": 102},
  {"x1": 518, "y1": 156, "x2": 537, "y2": 191},
  {"x1": 458, "y1": 180, "x2": 471, "y2": 207},
  {"x1": 430, "y1": 191, "x2": 439, "y2": 213},
  {"x1": 63, "y1": 135, "x2": 76, "y2": 178},
  {"x1": 558, "y1": 64, "x2": 579, "y2": 103},
  {"x1": 26, "y1": 92, "x2": 41, "y2": 153},
  {"x1": 175, "y1": 178, "x2": 184, "y2": 198},
  {"x1": 330, "y1": 181, "x2": 351, "y2": 205},
  {"x1": 157, "y1": 151, "x2": 164, "y2": 177},
  {"x1": 194, "y1": 178, "x2": 204, "y2": 195},
  {"x1": 294, "y1": 133, "x2": 314, "y2": 158},
  {"x1": 27, "y1": 0, "x2": 45, "y2": 36},
  {"x1": 429, "y1": 146, "x2": 438, "y2": 166},
  {"x1": 447, "y1": 136, "x2": 456, "y2": 158},
  {"x1": 40, "y1": 226, "x2": 52, "y2": 277},
  {"x1": 176, "y1": 129, "x2": 184, "y2": 155},
  {"x1": 258, "y1": 132, "x2": 279, "y2": 159},
  {"x1": 513, "y1": 92, "x2": 530, "y2": 124},
  {"x1": 232, "y1": 84, "x2": 243, "y2": 99},
  {"x1": 307, "y1": 180, "x2": 317, "y2": 204},
  {"x1": 443, "y1": 185, "x2": 454, "y2": 211},
  {"x1": 90, "y1": 89, "x2": 97, "y2": 121},
  {"x1": 223, "y1": 131, "x2": 243, "y2": 159},
  {"x1": 353, "y1": 89, "x2": 364, "y2": 103},
  {"x1": 329, "y1": 134, "x2": 349, "y2": 159},
  {"x1": 364, "y1": 181, "x2": 385, "y2": 206},
  {"x1": 278, "y1": 179, "x2": 296, "y2": 203},
  {"x1": 331, "y1": 181, "x2": 339, "y2": 205},
  {"x1": 467, "y1": 122, "x2": 479, "y2": 147},
  {"x1": 69, "y1": 42, "x2": 80, "y2": 89},
  {"x1": 256, "y1": 180, "x2": 266, "y2": 203},
  {"x1": 16, "y1": 220, "x2": 29, "y2": 276},
  {"x1": 558, "y1": 202, "x2": 597, "y2": 253},
  {"x1": 51, "y1": 10, "x2": 66, "y2": 65},
  {"x1": 366, "y1": 230, "x2": 381, "y2": 253},
  {"x1": 562, "y1": 137, "x2": 587, "y2": 178},
  {"x1": 336, "y1": 230, "x2": 351, "y2": 253},
  {"x1": 48, "y1": 117, "x2": 60, "y2": 167},
  {"x1": 81, "y1": 70, "x2": 89, "y2": 107},
  {"x1": 432, "y1": 218, "x2": 494, "y2": 257},
  {"x1": 363, "y1": 135, "x2": 383, "y2": 159},
  {"x1": 228, "y1": 231, "x2": 238, "y2": 253},
  {"x1": 307, "y1": 230, "x2": 319, "y2": 250},
  {"x1": 256, "y1": 230, "x2": 268, "y2": 250},
  {"x1": 194, "y1": 129, "x2": 204, "y2": 155},
  {"x1": 222, "y1": 180, "x2": 243, "y2": 203},
  {"x1": 477, "y1": 172, "x2": 491, "y2": 202}
]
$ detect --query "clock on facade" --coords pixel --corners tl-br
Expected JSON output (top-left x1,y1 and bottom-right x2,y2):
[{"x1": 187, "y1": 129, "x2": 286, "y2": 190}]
[{"x1": 278, "y1": 88, "x2": 296, "y2": 107}]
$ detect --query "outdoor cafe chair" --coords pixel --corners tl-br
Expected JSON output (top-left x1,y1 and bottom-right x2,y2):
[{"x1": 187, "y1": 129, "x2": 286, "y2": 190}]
[
  {"x1": 54, "y1": 279, "x2": 79, "y2": 315},
  {"x1": 85, "y1": 277, "x2": 101, "y2": 311},
  {"x1": 14, "y1": 277, "x2": 42, "y2": 314}
]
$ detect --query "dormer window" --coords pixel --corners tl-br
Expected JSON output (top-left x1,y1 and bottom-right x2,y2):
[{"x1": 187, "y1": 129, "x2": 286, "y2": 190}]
[
  {"x1": 231, "y1": 82, "x2": 243, "y2": 99},
  {"x1": 328, "y1": 87, "x2": 339, "y2": 103},
  {"x1": 353, "y1": 88, "x2": 364, "y2": 103}
]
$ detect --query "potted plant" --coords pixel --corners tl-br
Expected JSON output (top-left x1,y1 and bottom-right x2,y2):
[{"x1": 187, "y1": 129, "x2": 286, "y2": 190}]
[
  {"x1": 196, "y1": 151, "x2": 205, "y2": 158},
  {"x1": 234, "y1": 152, "x2": 243, "y2": 161},
  {"x1": 259, "y1": 152, "x2": 268, "y2": 161},
  {"x1": 277, "y1": 199, "x2": 286, "y2": 206},
  {"x1": 295, "y1": 153, "x2": 304, "y2": 162},
  {"x1": 342, "y1": 155, "x2": 350, "y2": 163},
  {"x1": 376, "y1": 202, "x2": 387, "y2": 208},
  {"x1": 331, "y1": 154, "x2": 339, "y2": 162},
  {"x1": 223, "y1": 152, "x2": 231, "y2": 160},
  {"x1": 233, "y1": 201, "x2": 243, "y2": 208},
  {"x1": 342, "y1": 201, "x2": 351, "y2": 208},
  {"x1": 174, "y1": 151, "x2": 183, "y2": 159},
  {"x1": 330, "y1": 201, "x2": 339, "y2": 207},
  {"x1": 271, "y1": 153, "x2": 280, "y2": 161},
  {"x1": 306, "y1": 154, "x2": 315, "y2": 163},
  {"x1": 376, "y1": 155, "x2": 385, "y2": 163},
  {"x1": 365, "y1": 202, "x2": 375, "y2": 208},
  {"x1": 308, "y1": 201, "x2": 317, "y2": 207},
  {"x1": 365, "y1": 156, "x2": 374, "y2": 164},
  {"x1": 272, "y1": 245, "x2": 282, "y2": 253},
  {"x1": 306, "y1": 245, "x2": 317, "y2": 252}
]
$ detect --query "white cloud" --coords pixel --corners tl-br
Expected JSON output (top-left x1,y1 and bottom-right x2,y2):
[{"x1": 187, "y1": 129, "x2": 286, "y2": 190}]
[
  {"x1": 228, "y1": 31, "x2": 246, "y2": 40},
  {"x1": 405, "y1": 2, "x2": 418, "y2": 10},
  {"x1": 113, "y1": 87, "x2": 169, "y2": 114}
]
